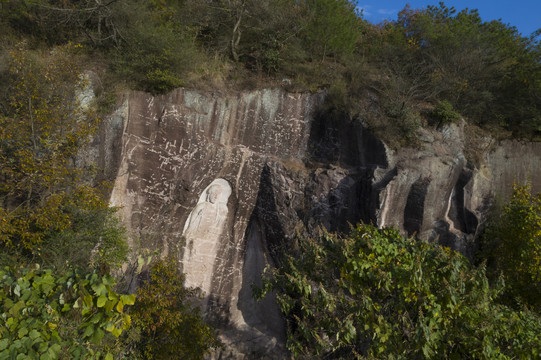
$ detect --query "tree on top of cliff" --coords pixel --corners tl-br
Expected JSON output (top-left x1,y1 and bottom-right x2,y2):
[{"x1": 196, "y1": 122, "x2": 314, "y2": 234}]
[
  {"x1": 301, "y1": 0, "x2": 363, "y2": 61},
  {"x1": 366, "y1": 2, "x2": 541, "y2": 137},
  {"x1": 1, "y1": 0, "x2": 541, "y2": 138}
]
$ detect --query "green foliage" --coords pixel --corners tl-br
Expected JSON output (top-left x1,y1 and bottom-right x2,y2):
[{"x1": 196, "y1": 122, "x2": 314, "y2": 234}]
[
  {"x1": 0, "y1": 44, "x2": 127, "y2": 270},
  {"x1": 42, "y1": 202, "x2": 128, "y2": 272},
  {"x1": 482, "y1": 184, "x2": 541, "y2": 310},
  {"x1": 432, "y1": 100, "x2": 460, "y2": 125},
  {"x1": 237, "y1": 0, "x2": 306, "y2": 74},
  {"x1": 0, "y1": 10, "x2": 223, "y2": 360},
  {"x1": 3, "y1": 0, "x2": 539, "y2": 138},
  {"x1": 0, "y1": 44, "x2": 91, "y2": 248},
  {"x1": 256, "y1": 224, "x2": 541, "y2": 359},
  {"x1": 0, "y1": 265, "x2": 134, "y2": 359},
  {"x1": 110, "y1": 2, "x2": 194, "y2": 94},
  {"x1": 367, "y1": 2, "x2": 541, "y2": 137},
  {"x1": 302, "y1": 0, "x2": 363, "y2": 61},
  {"x1": 129, "y1": 257, "x2": 221, "y2": 359},
  {"x1": 0, "y1": 0, "x2": 125, "y2": 46},
  {"x1": 381, "y1": 101, "x2": 423, "y2": 144}
]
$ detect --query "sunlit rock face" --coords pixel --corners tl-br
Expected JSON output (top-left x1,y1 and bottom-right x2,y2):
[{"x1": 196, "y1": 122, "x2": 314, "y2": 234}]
[
  {"x1": 182, "y1": 178, "x2": 232, "y2": 299},
  {"x1": 97, "y1": 87, "x2": 541, "y2": 358},
  {"x1": 106, "y1": 88, "x2": 321, "y2": 358},
  {"x1": 374, "y1": 125, "x2": 541, "y2": 259}
]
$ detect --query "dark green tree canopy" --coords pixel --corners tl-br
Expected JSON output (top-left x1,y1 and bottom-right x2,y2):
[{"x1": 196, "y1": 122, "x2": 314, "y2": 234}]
[
  {"x1": 3, "y1": 0, "x2": 540, "y2": 139},
  {"x1": 256, "y1": 224, "x2": 541, "y2": 359}
]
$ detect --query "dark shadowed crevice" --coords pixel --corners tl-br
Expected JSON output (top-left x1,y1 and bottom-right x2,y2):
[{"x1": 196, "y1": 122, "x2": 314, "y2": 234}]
[
  {"x1": 356, "y1": 168, "x2": 381, "y2": 225},
  {"x1": 306, "y1": 110, "x2": 387, "y2": 168},
  {"x1": 238, "y1": 218, "x2": 285, "y2": 341},
  {"x1": 235, "y1": 164, "x2": 289, "y2": 342},
  {"x1": 304, "y1": 168, "x2": 380, "y2": 233},
  {"x1": 373, "y1": 167, "x2": 398, "y2": 191},
  {"x1": 248, "y1": 164, "x2": 287, "y2": 262},
  {"x1": 404, "y1": 178, "x2": 430, "y2": 236},
  {"x1": 303, "y1": 110, "x2": 388, "y2": 233},
  {"x1": 429, "y1": 167, "x2": 480, "y2": 260},
  {"x1": 448, "y1": 168, "x2": 479, "y2": 235},
  {"x1": 96, "y1": 111, "x2": 125, "y2": 188}
]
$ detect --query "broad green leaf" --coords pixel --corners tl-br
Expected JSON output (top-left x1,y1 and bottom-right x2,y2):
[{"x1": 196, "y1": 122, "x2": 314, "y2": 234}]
[
  {"x1": 83, "y1": 294, "x2": 93, "y2": 308},
  {"x1": 137, "y1": 255, "x2": 145, "y2": 273},
  {"x1": 97, "y1": 295, "x2": 107, "y2": 308},
  {"x1": 102, "y1": 275, "x2": 115, "y2": 286},
  {"x1": 104, "y1": 322, "x2": 114, "y2": 332},
  {"x1": 38, "y1": 342, "x2": 48, "y2": 353},
  {"x1": 121, "y1": 294, "x2": 136, "y2": 306},
  {"x1": 111, "y1": 327, "x2": 122, "y2": 338},
  {"x1": 90, "y1": 313, "x2": 103, "y2": 324},
  {"x1": 105, "y1": 299, "x2": 115, "y2": 313},
  {"x1": 17, "y1": 327, "x2": 28, "y2": 339},
  {"x1": 116, "y1": 299, "x2": 124, "y2": 313},
  {"x1": 90, "y1": 327, "x2": 104, "y2": 344},
  {"x1": 83, "y1": 324, "x2": 94, "y2": 338},
  {"x1": 91, "y1": 283, "x2": 106, "y2": 296},
  {"x1": 14, "y1": 284, "x2": 21, "y2": 297}
]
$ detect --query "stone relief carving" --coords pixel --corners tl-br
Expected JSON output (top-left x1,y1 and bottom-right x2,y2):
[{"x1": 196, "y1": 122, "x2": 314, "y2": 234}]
[{"x1": 182, "y1": 179, "x2": 232, "y2": 295}]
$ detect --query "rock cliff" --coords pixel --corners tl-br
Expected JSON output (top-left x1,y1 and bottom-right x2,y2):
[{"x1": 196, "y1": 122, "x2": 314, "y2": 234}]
[{"x1": 95, "y1": 87, "x2": 541, "y2": 358}]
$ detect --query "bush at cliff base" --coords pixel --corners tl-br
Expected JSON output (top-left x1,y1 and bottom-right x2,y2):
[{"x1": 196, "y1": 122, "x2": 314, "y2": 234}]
[
  {"x1": 128, "y1": 257, "x2": 221, "y2": 360},
  {"x1": 482, "y1": 184, "x2": 541, "y2": 311},
  {"x1": 0, "y1": 259, "x2": 221, "y2": 360},
  {"x1": 0, "y1": 265, "x2": 134, "y2": 360},
  {"x1": 256, "y1": 224, "x2": 541, "y2": 359}
]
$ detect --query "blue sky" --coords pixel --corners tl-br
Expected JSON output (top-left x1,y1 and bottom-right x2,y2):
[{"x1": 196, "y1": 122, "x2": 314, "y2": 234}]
[{"x1": 358, "y1": 1, "x2": 540, "y2": 37}]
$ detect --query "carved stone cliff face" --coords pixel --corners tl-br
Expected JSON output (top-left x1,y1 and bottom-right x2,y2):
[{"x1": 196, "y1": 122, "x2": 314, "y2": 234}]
[{"x1": 98, "y1": 88, "x2": 541, "y2": 358}]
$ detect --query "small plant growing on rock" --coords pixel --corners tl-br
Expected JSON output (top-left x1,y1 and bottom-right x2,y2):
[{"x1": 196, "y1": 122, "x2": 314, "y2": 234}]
[{"x1": 432, "y1": 100, "x2": 460, "y2": 126}]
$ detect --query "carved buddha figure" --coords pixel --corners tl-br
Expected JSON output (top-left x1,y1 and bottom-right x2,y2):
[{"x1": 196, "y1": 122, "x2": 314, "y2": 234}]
[{"x1": 182, "y1": 179, "x2": 231, "y2": 293}]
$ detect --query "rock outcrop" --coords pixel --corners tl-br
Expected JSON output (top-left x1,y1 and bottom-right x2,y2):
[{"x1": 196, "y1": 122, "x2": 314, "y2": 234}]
[{"x1": 94, "y1": 87, "x2": 541, "y2": 358}]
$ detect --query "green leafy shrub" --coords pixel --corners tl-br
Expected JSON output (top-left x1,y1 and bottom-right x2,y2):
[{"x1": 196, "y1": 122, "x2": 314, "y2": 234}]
[
  {"x1": 0, "y1": 45, "x2": 127, "y2": 271},
  {"x1": 432, "y1": 100, "x2": 460, "y2": 125},
  {"x1": 145, "y1": 68, "x2": 184, "y2": 94},
  {"x1": 112, "y1": 21, "x2": 196, "y2": 94},
  {"x1": 41, "y1": 195, "x2": 128, "y2": 272},
  {"x1": 256, "y1": 224, "x2": 541, "y2": 359},
  {"x1": 481, "y1": 184, "x2": 541, "y2": 310},
  {"x1": 379, "y1": 99, "x2": 423, "y2": 145},
  {"x1": 302, "y1": 0, "x2": 363, "y2": 61},
  {"x1": 129, "y1": 257, "x2": 221, "y2": 359},
  {"x1": 107, "y1": 0, "x2": 207, "y2": 94},
  {"x1": 0, "y1": 45, "x2": 96, "y2": 249},
  {"x1": 0, "y1": 265, "x2": 134, "y2": 359}
]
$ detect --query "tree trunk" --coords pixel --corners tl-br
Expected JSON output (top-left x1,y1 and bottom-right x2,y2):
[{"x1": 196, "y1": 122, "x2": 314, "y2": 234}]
[{"x1": 230, "y1": 0, "x2": 246, "y2": 62}]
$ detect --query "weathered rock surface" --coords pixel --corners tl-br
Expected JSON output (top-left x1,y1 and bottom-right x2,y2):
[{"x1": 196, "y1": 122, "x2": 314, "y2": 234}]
[{"x1": 93, "y1": 87, "x2": 541, "y2": 358}]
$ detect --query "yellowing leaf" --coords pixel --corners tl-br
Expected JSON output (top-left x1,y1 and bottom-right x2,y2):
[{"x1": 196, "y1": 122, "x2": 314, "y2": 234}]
[{"x1": 97, "y1": 295, "x2": 107, "y2": 308}]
